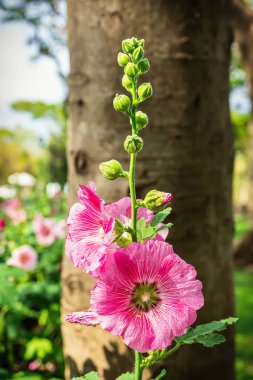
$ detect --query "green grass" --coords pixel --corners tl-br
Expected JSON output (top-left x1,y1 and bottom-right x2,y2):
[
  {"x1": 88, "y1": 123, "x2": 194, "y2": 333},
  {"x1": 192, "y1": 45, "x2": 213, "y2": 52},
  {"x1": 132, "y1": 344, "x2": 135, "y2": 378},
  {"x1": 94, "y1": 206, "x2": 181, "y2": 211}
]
[
  {"x1": 234, "y1": 214, "x2": 250, "y2": 240},
  {"x1": 235, "y1": 270, "x2": 253, "y2": 380},
  {"x1": 234, "y1": 213, "x2": 253, "y2": 380}
]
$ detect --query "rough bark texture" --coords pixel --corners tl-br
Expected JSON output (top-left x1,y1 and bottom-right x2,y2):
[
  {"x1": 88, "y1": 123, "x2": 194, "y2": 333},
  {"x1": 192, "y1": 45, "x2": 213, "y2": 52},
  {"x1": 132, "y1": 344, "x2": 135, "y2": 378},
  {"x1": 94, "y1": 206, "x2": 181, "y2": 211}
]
[{"x1": 62, "y1": 1, "x2": 235, "y2": 379}]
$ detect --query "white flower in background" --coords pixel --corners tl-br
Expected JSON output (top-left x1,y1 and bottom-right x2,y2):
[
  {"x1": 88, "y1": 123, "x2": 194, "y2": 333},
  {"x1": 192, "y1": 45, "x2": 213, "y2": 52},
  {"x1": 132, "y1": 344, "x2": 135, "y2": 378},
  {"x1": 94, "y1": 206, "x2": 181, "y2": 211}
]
[
  {"x1": 8, "y1": 172, "x2": 36, "y2": 187},
  {"x1": 46, "y1": 182, "x2": 61, "y2": 198},
  {"x1": 0, "y1": 185, "x2": 16, "y2": 200}
]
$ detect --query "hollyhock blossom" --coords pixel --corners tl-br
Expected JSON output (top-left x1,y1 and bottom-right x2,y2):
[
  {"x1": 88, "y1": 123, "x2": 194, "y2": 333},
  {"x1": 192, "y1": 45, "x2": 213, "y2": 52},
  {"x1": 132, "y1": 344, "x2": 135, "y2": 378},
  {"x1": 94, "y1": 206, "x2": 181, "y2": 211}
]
[
  {"x1": 33, "y1": 214, "x2": 56, "y2": 246},
  {"x1": 7, "y1": 245, "x2": 38, "y2": 271},
  {"x1": 28, "y1": 360, "x2": 41, "y2": 371},
  {"x1": 0, "y1": 219, "x2": 6, "y2": 231},
  {"x1": 66, "y1": 240, "x2": 204, "y2": 353},
  {"x1": 3, "y1": 198, "x2": 27, "y2": 224},
  {"x1": 66, "y1": 182, "x2": 115, "y2": 277},
  {"x1": 105, "y1": 196, "x2": 168, "y2": 241}
]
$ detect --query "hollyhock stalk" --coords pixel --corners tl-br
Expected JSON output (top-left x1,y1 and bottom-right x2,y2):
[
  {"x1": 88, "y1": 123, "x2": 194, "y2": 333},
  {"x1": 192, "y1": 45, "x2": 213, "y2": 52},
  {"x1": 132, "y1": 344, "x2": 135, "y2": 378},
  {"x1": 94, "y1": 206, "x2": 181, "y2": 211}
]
[{"x1": 127, "y1": 55, "x2": 143, "y2": 380}]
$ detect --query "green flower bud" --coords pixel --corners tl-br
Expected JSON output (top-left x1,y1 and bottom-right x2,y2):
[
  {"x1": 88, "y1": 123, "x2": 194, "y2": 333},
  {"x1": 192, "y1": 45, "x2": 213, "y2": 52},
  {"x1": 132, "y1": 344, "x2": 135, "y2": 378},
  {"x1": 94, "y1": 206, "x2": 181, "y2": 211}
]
[
  {"x1": 124, "y1": 135, "x2": 143, "y2": 154},
  {"x1": 138, "y1": 83, "x2": 153, "y2": 102},
  {"x1": 117, "y1": 52, "x2": 130, "y2": 67},
  {"x1": 122, "y1": 38, "x2": 135, "y2": 54},
  {"x1": 124, "y1": 62, "x2": 139, "y2": 79},
  {"x1": 138, "y1": 58, "x2": 150, "y2": 74},
  {"x1": 122, "y1": 74, "x2": 133, "y2": 92},
  {"x1": 137, "y1": 39, "x2": 145, "y2": 48},
  {"x1": 136, "y1": 111, "x2": 149, "y2": 131},
  {"x1": 113, "y1": 94, "x2": 131, "y2": 113},
  {"x1": 133, "y1": 46, "x2": 144, "y2": 63},
  {"x1": 99, "y1": 160, "x2": 127, "y2": 180},
  {"x1": 143, "y1": 190, "x2": 173, "y2": 212},
  {"x1": 116, "y1": 231, "x2": 133, "y2": 248}
]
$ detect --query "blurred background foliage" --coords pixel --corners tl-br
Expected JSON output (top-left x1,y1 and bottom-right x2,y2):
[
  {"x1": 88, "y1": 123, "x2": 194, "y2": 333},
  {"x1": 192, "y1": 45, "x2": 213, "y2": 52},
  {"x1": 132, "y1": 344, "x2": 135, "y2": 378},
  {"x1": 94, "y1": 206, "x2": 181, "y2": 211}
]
[{"x1": 0, "y1": 1, "x2": 252, "y2": 380}]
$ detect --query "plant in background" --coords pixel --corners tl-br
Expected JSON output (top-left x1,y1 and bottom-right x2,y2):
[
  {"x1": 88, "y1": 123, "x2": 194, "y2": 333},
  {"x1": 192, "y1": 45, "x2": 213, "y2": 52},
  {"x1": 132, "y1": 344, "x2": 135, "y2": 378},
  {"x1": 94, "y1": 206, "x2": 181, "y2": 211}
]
[{"x1": 66, "y1": 37, "x2": 238, "y2": 380}]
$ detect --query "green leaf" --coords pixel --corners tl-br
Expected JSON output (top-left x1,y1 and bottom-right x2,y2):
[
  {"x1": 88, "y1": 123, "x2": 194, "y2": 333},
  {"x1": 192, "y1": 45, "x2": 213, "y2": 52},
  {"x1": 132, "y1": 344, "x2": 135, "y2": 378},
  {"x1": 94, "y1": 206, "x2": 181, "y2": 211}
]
[
  {"x1": 72, "y1": 372, "x2": 101, "y2": 380},
  {"x1": 116, "y1": 372, "x2": 135, "y2": 380},
  {"x1": 24, "y1": 337, "x2": 53, "y2": 360},
  {"x1": 151, "y1": 369, "x2": 167, "y2": 380},
  {"x1": 196, "y1": 333, "x2": 226, "y2": 347},
  {"x1": 175, "y1": 317, "x2": 238, "y2": 347},
  {"x1": 136, "y1": 218, "x2": 156, "y2": 242},
  {"x1": 150, "y1": 208, "x2": 172, "y2": 227}
]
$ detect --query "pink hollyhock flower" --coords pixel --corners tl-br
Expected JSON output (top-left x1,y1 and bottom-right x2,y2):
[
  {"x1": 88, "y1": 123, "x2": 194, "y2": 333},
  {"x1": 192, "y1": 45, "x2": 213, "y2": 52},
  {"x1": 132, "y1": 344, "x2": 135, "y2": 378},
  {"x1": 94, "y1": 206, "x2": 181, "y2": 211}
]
[
  {"x1": 28, "y1": 359, "x2": 41, "y2": 371},
  {"x1": 3, "y1": 198, "x2": 27, "y2": 224},
  {"x1": 55, "y1": 219, "x2": 67, "y2": 239},
  {"x1": 66, "y1": 240, "x2": 204, "y2": 353},
  {"x1": 105, "y1": 197, "x2": 168, "y2": 241},
  {"x1": 33, "y1": 214, "x2": 56, "y2": 246},
  {"x1": 66, "y1": 182, "x2": 115, "y2": 277},
  {"x1": 0, "y1": 219, "x2": 6, "y2": 231},
  {"x1": 7, "y1": 245, "x2": 38, "y2": 271}
]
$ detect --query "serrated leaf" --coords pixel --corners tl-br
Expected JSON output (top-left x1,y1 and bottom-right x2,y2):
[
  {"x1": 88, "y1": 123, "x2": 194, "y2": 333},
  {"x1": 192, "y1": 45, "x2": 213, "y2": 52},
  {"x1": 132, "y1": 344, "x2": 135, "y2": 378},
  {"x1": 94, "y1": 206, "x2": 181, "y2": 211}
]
[
  {"x1": 72, "y1": 372, "x2": 101, "y2": 380},
  {"x1": 150, "y1": 208, "x2": 172, "y2": 227},
  {"x1": 175, "y1": 317, "x2": 238, "y2": 346},
  {"x1": 137, "y1": 218, "x2": 156, "y2": 242},
  {"x1": 196, "y1": 333, "x2": 226, "y2": 347},
  {"x1": 116, "y1": 372, "x2": 135, "y2": 380}
]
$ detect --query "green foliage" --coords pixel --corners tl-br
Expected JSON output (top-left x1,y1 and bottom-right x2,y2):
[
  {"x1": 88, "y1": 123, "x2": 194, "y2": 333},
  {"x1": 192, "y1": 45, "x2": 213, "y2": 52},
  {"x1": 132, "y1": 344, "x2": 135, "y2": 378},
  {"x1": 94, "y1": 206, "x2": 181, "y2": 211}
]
[
  {"x1": 0, "y1": 187, "x2": 66, "y2": 378},
  {"x1": 136, "y1": 215, "x2": 172, "y2": 243},
  {"x1": 231, "y1": 111, "x2": 250, "y2": 154},
  {"x1": 11, "y1": 101, "x2": 67, "y2": 185},
  {"x1": 72, "y1": 372, "x2": 101, "y2": 380},
  {"x1": 150, "y1": 208, "x2": 172, "y2": 227},
  {"x1": 175, "y1": 317, "x2": 238, "y2": 347},
  {"x1": 116, "y1": 373, "x2": 135, "y2": 380},
  {"x1": 152, "y1": 369, "x2": 167, "y2": 380},
  {"x1": 235, "y1": 270, "x2": 253, "y2": 380}
]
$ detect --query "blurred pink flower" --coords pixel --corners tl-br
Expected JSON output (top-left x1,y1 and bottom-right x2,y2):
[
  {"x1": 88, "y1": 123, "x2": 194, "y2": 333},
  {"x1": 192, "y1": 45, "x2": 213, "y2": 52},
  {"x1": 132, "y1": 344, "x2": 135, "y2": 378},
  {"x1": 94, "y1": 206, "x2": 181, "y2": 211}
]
[
  {"x1": 66, "y1": 240, "x2": 204, "y2": 353},
  {"x1": 105, "y1": 197, "x2": 168, "y2": 241},
  {"x1": 3, "y1": 198, "x2": 27, "y2": 224},
  {"x1": 33, "y1": 214, "x2": 56, "y2": 246},
  {"x1": 7, "y1": 245, "x2": 38, "y2": 271},
  {"x1": 28, "y1": 359, "x2": 41, "y2": 371},
  {"x1": 55, "y1": 219, "x2": 67, "y2": 239},
  {"x1": 46, "y1": 361, "x2": 56, "y2": 372},
  {"x1": 66, "y1": 182, "x2": 115, "y2": 277},
  {"x1": 0, "y1": 219, "x2": 6, "y2": 231}
]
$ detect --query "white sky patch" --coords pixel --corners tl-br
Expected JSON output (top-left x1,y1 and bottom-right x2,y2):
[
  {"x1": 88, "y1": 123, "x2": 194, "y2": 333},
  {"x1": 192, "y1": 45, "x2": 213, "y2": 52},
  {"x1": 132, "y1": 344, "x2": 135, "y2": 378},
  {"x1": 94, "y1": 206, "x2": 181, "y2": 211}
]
[{"x1": 0, "y1": 22, "x2": 69, "y2": 139}]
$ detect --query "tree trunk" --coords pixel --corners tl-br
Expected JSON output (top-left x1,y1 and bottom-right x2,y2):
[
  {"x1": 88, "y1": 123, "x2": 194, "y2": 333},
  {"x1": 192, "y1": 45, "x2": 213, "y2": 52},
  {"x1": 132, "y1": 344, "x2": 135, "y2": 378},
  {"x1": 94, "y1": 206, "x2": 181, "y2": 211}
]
[{"x1": 62, "y1": 1, "x2": 235, "y2": 380}]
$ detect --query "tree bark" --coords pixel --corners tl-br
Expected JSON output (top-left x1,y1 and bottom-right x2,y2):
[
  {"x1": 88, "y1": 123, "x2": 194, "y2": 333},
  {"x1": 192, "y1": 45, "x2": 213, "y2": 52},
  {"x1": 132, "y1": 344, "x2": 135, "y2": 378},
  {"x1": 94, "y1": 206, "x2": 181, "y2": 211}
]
[{"x1": 62, "y1": 1, "x2": 235, "y2": 380}]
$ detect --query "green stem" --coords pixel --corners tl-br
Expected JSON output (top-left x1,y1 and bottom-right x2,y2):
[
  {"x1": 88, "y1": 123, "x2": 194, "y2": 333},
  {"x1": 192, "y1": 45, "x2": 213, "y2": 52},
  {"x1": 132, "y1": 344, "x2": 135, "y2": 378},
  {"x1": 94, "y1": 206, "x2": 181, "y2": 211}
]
[
  {"x1": 135, "y1": 351, "x2": 143, "y2": 380},
  {"x1": 129, "y1": 152, "x2": 137, "y2": 238}
]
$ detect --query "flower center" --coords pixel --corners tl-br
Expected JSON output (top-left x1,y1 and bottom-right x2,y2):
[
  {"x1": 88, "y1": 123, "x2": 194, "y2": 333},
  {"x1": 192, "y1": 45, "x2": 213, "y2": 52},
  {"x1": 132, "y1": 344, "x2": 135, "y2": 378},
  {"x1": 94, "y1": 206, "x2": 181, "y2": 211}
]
[
  {"x1": 19, "y1": 253, "x2": 29, "y2": 264},
  {"x1": 132, "y1": 283, "x2": 160, "y2": 311}
]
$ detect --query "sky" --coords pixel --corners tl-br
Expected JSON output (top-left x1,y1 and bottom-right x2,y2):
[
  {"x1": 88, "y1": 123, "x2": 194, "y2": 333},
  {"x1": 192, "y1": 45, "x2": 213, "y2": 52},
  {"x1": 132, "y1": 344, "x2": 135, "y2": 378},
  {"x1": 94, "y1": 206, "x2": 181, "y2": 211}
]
[{"x1": 0, "y1": 22, "x2": 69, "y2": 140}]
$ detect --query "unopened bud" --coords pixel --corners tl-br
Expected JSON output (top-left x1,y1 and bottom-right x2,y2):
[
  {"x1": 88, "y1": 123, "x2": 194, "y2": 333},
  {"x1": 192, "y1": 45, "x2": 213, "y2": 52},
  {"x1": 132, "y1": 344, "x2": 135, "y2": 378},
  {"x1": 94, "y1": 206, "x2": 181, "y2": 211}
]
[
  {"x1": 99, "y1": 160, "x2": 127, "y2": 180},
  {"x1": 113, "y1": 94, "x2": 131, "y2": 113},
  {"x1": 117, "y1": 52, "x2": 130, "y2": 67},
  {"x1": 138, "y1": 58, "x2": 150, "y2": 74},
  {"x1": 136, "y1": 111, "x2": 148, "y2": 131},
  {"x1": 116, "y1": 232, "x2": 133, "y2": 248},
  {"x1": 122, "y1": 75, "x2": 133, "y2": 92},
  {"x1": 124, "y1": 135, "x2": 143, "y2": 154},
  {"x1": 133, "y1": 46, "x2": 144, "y2": 63},
  {"x1": 124, "y1": 62, "x2": 139, "y2": 79},
  {"x1": 143, "y1": 190, "x2": 173, "y2": 212},
  {"x1": 138, "y1": 83, "x2": 153, "y2": 102},
  {"x1": 122, "y1": 38, "x2": 135, "y2": 54},
  {"x1": 137, "y1": 39, "x2": 145, "y2": 48}
]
